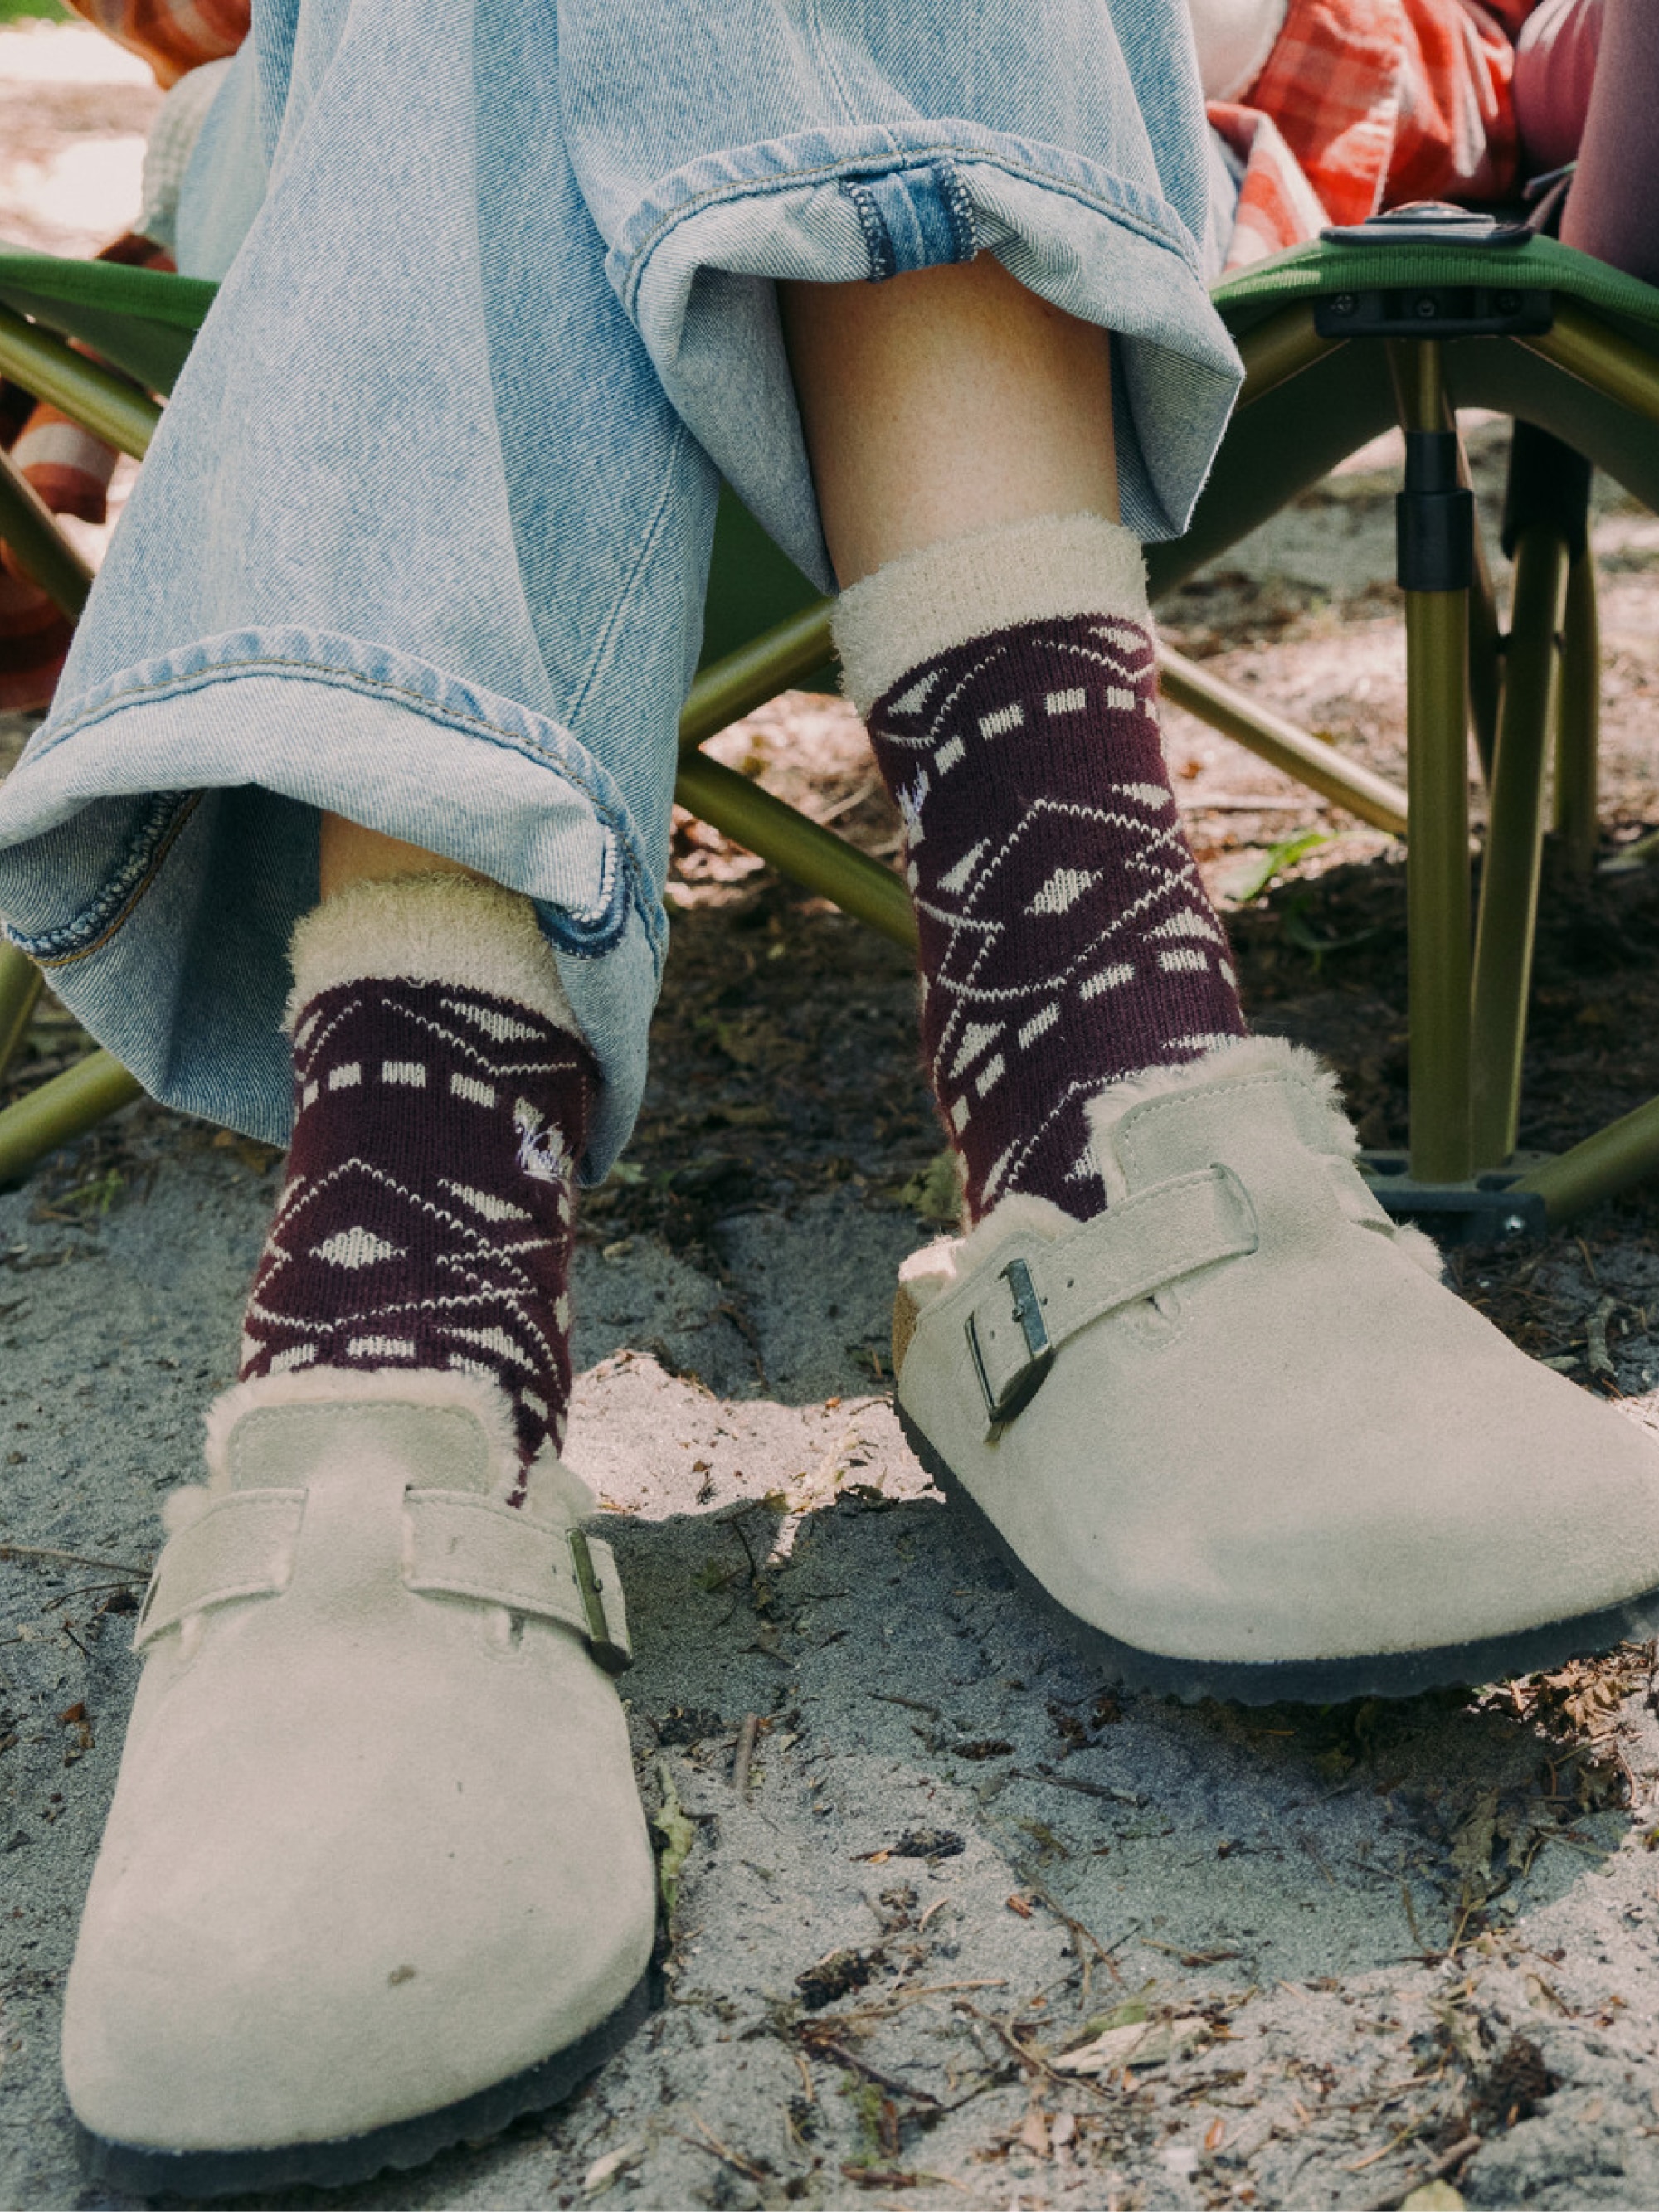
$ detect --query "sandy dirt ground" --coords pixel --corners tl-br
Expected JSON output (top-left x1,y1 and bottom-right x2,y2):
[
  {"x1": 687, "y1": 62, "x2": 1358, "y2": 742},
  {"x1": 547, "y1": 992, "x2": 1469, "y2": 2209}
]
[{"x1": 5, "y1": 23, "x2": 1659, "y2": 2212}]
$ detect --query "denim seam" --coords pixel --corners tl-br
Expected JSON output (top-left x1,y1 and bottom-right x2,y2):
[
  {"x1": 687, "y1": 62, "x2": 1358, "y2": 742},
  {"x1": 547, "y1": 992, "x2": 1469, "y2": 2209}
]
[
  {"x1": 34, "y1": 650, "x2": 667, "y2": 961},
  {"x1": 13, "y1": 790, "x2": 202, "y2": 967},
  {"x1": 802, "y1": 0, "x2": 862, "y2": 129},
  {"x1": 843, "y1": 177, "x2": 892, "y2": 283},
  {"x1": 463, "y1": 0, "x2": 569, "y2": 729},
  {"x1": 36, "y1": 651, "x2": 649, "y2": 926},
  {"x1": 615, "y1": 140, "x2": 1202, "y2": 315},
  {"x1": 937, "y1": 163, "x2": 979, "y2": 262},
  {"x1": 565, "y1": 416, "x2": 689, "y2": 734}
]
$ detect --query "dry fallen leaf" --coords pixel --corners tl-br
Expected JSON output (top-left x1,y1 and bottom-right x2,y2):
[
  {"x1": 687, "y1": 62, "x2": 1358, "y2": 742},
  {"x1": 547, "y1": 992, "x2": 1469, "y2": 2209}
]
[
  {"x1": 582, "y1": 2143, "x2": 643, "y2": 2196},
  {"x1": 1052, "y1": 2014, "x2": 1209, "y2": 2075},
  {"x1": 1019, "y1": 2108, "x2": 1050, "y2": 2157}
]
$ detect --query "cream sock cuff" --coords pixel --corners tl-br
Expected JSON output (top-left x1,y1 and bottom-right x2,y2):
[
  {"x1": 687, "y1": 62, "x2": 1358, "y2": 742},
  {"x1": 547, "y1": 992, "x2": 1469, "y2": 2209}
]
[
  {"x1": 830, "y1": 511, "x2": 1150, "y2": 717},
  {"x1": 284, "y1": 872, "x2": 580, "y2": 1041}
]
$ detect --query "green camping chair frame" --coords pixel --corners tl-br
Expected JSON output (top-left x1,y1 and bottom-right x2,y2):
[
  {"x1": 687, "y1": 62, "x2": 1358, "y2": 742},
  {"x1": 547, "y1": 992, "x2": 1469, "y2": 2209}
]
[{"x1": 2, "y1": 222, "x2": 1658, "y2": 1239}]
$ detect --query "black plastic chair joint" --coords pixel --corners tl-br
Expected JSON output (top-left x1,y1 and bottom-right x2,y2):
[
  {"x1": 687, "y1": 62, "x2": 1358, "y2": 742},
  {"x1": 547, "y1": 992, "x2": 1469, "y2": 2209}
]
[{"x1": 1398, "y1": 431, "x2": 1474, "y2": 592}]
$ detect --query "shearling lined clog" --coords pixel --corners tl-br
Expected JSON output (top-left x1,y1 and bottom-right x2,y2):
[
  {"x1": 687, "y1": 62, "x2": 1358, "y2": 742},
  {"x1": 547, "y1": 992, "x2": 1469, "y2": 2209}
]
[
  {"x1": 893, "y1": 1036, "x2": 1659, "y2": 1704},
  {"x1": 62, "y1": 1370, "x2": 656, "y2": 2198}
]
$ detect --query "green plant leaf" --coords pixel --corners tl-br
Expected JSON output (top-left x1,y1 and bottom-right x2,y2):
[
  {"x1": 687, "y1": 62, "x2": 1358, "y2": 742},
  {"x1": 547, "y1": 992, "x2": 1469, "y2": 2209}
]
[
  {"x1": 651, "y1": 1758, "x2": 695, "y2": 1918},
  {"x1": 1220, "y1": 829, "x2": 1330, "y2": 905}
]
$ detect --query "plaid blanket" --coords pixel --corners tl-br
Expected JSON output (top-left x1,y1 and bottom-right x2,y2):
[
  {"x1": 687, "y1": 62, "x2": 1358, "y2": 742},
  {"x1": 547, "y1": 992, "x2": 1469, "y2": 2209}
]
[{"x1": 1213, "y1": 0, "x2": 1532, "y2": 269}]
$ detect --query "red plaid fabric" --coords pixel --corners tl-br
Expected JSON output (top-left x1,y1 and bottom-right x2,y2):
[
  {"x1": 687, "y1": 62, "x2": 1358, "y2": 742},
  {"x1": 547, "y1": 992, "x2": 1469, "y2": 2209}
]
[
  {"x1": 1211, "y1": 0, "x2": 1540, "y2": 265},
  {"x1": 1209, "y1": 100, "x2": 1334, "y2": 269},
  {"x1": 62, "y1": 0, "x2": 249, "y2": 87}
]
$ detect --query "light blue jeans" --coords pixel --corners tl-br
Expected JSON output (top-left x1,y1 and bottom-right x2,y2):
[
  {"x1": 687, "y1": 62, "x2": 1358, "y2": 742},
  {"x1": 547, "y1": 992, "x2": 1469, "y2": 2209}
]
[{"x1": 0, "y1": 0, "x2": 1243, "y2": 1177}]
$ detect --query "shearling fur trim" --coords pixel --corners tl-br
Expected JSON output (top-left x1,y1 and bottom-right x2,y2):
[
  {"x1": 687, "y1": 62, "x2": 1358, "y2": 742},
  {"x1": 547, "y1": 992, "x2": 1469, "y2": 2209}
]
[
  {"x1": 284, "y1": 873, "x2": 580, "y2": 1041},
  {"x1": 1389, "y1": 1220, "x2": 1447, "y2": 1281},
  {"x1": 900, "y1": 1038, "x2": 1369, "y2": 1314},
  {"x1": 1083, "y1": 1037, "x2": 1354, "y2": 1201},
  {"x1": 202, "y1": 1365, "x2": 528, "y2": 1499},
  {"x1": 519, "y1": 1453, "x2": 600, "y2": 1527},
  {"x1": 897, "y1": 1189, "x2": 1075, "y2": 1310},
  {"x1": 832, "y1": 513, "x2": 1149, "y2": 716}
]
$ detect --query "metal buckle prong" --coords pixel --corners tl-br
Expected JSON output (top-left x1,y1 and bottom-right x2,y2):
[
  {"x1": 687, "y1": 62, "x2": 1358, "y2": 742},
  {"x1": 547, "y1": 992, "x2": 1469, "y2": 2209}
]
[
  {"x1": 567, "y1": 1529, "x2": 631, "y2": 1677},
  {"x1": 966, "y1": 1255, "x2": 1055, "y2": 1434}
]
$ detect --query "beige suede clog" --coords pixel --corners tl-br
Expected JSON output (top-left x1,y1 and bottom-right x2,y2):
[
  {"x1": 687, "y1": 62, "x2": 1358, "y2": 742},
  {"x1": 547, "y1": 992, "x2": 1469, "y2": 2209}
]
[
  {"x1": 893, "y1": 1037, "x2": 1659, "y2": 1704},
  {"x1": 62, "y1": 1371, "x2": 655, "y2": 2198}
]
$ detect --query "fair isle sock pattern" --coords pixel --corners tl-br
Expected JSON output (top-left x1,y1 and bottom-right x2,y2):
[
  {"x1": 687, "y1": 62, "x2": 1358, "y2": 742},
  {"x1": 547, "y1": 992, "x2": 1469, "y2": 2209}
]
[
  {"x1": 238, "y1": 975, "x2": 594, "y2": 1480},
  {"x1": 866, "y1": 611, "x2": 1248, "y2": 1221}
]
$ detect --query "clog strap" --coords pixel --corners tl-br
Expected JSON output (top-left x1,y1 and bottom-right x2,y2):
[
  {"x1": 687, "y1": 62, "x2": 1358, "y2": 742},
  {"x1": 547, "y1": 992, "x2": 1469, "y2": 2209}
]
[
  {"x1": 135, "y1": 1487, "x2": 631, "y2": 1675},
  {"x1": 404, "y1": 1491, "x2": 631, "y2": 1675},
  {"x1": 134, "y1": 1490, "x2": 305, "y2": 1651},
  {"x1": 963, "y1": 1164, "x2": 1259, "y2": 1427}
]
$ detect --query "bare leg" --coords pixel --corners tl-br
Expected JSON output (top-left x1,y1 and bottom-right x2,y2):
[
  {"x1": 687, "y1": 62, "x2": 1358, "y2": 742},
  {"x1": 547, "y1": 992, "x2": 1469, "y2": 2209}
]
[
  {"x1": 779, "y1": 254, "x2": 1117, "y2": 588},
  {"x1": 318, "y1": 812, "x2": 485, "y2": 897},
  {"x1": 783, "y1": 255, "x2": 1244, "y2": 1224},
  {"x1": 1559, "y1": 0, "x2": 1659, "y2": 289}
]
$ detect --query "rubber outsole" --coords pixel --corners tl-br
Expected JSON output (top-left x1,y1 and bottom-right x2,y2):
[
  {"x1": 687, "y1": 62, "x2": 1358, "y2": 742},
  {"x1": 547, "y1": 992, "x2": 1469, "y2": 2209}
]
[
  {"x1": 899, "y1": 1403, "x2": 1659, "y2": 1707},
  {"x1": 75, "y1": 1966, "x2": 659, "y2": 2200}
]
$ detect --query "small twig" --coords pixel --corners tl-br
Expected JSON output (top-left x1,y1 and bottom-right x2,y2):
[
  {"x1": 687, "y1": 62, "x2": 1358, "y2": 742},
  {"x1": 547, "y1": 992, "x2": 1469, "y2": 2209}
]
[
  {"x1": 677, "y1": 2112, "x2": 767, "y2": 2185},
  {"x1": 1010, "y1": 1766, "x2": 1142, "y2": 1807},
  {"x1": 60, "y1": 1621, "x2": 90, "y2": 1660},
  {"x1": 1016, "y1": 1872, "x2": 1124, "y2": 1994},
  {"x1": 0, "y1": 1544, "x2": 149, "y2": 1579},
  {"x1": 1344, "y1": 2122, "x2": 1423, "y2": 2171},
  {"x1": 872, "y1": 1693, "x2": 944, "y2": 1720},
  {"x1": 1302, "y1": 1836, "x2": 1338, "y2": 1889},
  {"x1": 1400, "y1": 1879, "x2": 1429, "y2": 1957},
  {"x1": 804, "y1": 2036, "x2": 941, "y2": 2107},
  {"x1": 1360, "y1": 2132, "x2": 1481, "y2": 2212},
  {"x1": 40, "y1": 1582, "x2": 139, "y2": 1612},
  {"x1": 1586, "y1": 1293, "x2": 1619, "y2": 1383},
  {"x1": 732, "y1": 1712, "x2": 758, "y2": 1796},
  {"x1": 951, "y1": 2001, "x2": 1105, "y2": 2099}
]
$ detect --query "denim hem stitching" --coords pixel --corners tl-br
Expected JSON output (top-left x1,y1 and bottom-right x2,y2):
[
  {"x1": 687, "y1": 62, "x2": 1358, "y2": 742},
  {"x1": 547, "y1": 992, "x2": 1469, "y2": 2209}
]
[
  {"x1": 26, "y1": 648, "x2": 666, "y2": 966},
  {"x1": 7, "y1": 790, "x2": 202, "y2": 965},
  {"x1": 842, "y1": 177, "x2": 892, "y2": 282},
  {"x1": 615, "y1": 138, "x2": 1204, "y2": 314},
  {"x1": 34, "y1": 647, "x2": 656, "y2": 937},
  {"x1": 939, "y1": 163, "x2": 979, "y2": 263}
]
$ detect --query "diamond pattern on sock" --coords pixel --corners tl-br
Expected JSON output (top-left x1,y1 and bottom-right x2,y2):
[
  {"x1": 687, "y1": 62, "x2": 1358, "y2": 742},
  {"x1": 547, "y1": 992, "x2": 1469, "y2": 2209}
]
[
  {"x1": 239, "y1": 976, "x2": 594, "y2": 1481},
  {"x1": 865, "y1": 612, "x2": 1246, "y2": 1221}
]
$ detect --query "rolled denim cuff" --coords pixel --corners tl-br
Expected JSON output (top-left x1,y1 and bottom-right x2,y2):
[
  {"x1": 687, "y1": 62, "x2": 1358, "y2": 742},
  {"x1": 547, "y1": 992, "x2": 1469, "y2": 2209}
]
[
  {"x1": 605, "y1": 126, "x2": 1243, "y2": 589},
  {"x1": 0, "y1": 630, "x2": 664, "y2": 1179}
]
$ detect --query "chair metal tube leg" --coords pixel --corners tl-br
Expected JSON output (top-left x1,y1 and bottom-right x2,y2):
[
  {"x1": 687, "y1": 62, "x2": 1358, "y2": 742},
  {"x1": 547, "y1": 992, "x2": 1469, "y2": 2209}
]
[
  {"x1": 0, "y1": 941, "x2": 43, "y2": 1086},
  {"x1": 0, "y1": 1050, "x2": 144, "y2": 1189},
  {"x1": 1393, "y1": 340, "x2": 1475, "y2": 1185},
  {"x1": 1155, "y1": 646, "x2": 1408, "y2": 835},
  {"x1": 1405, "y1": 590, "x2": 1475, "y2": 1183},
  {"x1": 1513, "y1": 1095, "x2": 1659, "y2": 1226},
  {"x1": 672, "y1": 749, "x2": 918, "y2": 953},
  {"x1": 0, "y1": 443, "x2": 94, "y2": 620},
  {"x1": 1469, "y1": 524, "x2": 1570, "y2": 1169},
  {"x1": 1554, "y1": 550, "x2": 1600, "y2": 879},
  {"x1": 0, "y1": 303, "x2": 159, "y2": 459},
  {"x1": 1465, "y1": 477, "x2": 1501, "y2": 785}
]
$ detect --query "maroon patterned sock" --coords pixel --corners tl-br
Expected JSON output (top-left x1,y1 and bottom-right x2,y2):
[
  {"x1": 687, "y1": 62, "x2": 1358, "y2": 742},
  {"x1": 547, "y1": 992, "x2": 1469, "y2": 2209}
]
[
  {"x1": 865, "y1": 610, "x2": 1246, "y2": 1222},
  {"x1": 239, "y1": 972, "x2": 594, "y2": 1475}
]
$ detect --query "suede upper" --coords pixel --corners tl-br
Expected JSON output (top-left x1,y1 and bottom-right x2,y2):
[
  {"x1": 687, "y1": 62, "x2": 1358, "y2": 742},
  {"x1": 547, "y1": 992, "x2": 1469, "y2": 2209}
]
[{"x1": 896, "y1": 1038, "x2": 1659, "y2": 1667}]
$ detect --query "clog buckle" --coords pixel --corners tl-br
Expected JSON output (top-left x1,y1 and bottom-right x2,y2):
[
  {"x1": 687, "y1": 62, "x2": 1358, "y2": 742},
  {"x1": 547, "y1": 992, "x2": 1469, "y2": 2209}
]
[{"x1": 966, "y1": 1257, "x2": 1054, "y2": 1434}]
